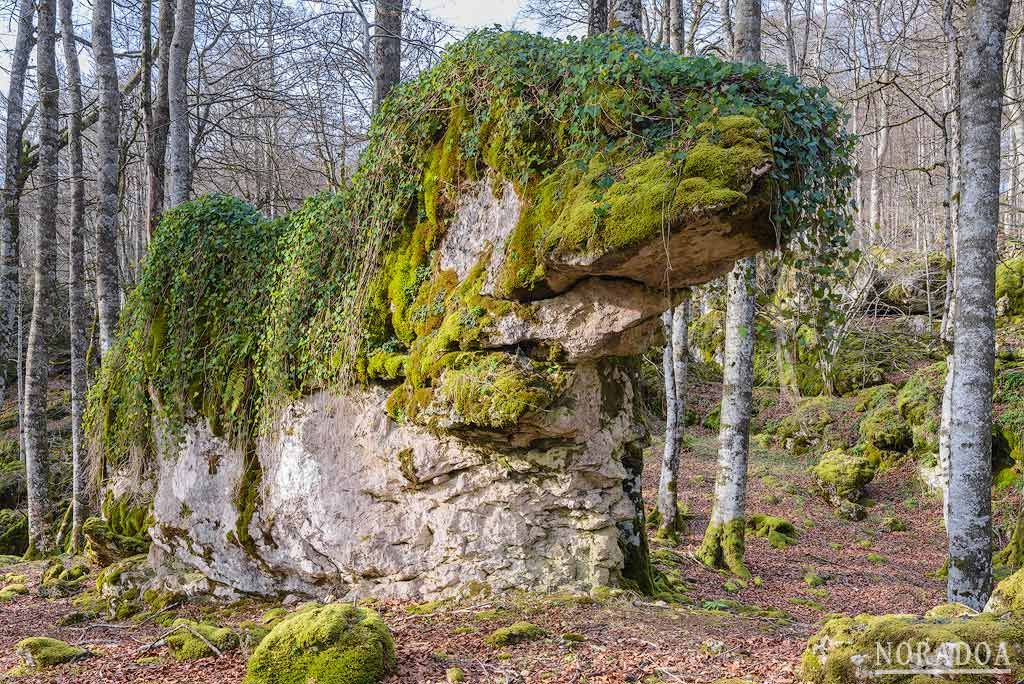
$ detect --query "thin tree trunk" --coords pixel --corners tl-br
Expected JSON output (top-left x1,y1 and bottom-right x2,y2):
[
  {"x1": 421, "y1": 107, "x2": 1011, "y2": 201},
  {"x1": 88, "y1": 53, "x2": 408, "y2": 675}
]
[
  {"x1": 610, "y1": 0, "x2": 643, "y2": 32},
  {"x1": 589, "y1": 0, "x2": 609, "y2": 35},
  {"x1": 0, "y1": 0, "x2": 34, "y2": 415},
  {"x1": 719, "y1": 0, "x2": 734, "y2": 54},
  {"x1": 60, "y1": 0, "x2": 87, "y2": 553},
  {"x1": 93, "y1": 0, "x2": 121, "y2": 356},
  {"x1": 946, "y1": 0, "x2": 1009, "y2": 611},
  {"x1": 372, "y1": 0, "x2": 402, "y2": 113},
  {"x1": 168, "y1": 0, "x2": 196, "y2": 206},
  {"x1": 669, "y1": 0, "x2": 684, "y2": 52},
  {"x1": 869, "y1": 96, "x2": 890, "y2": 245},
  {"x1": 657, "y1": 295, "x2": 690, "y2": 541},
  {"x1": 147, "y1": 0, "x2": 174, "y2": 233},
  {"x1": 25, "y1": 0, "x2": 59, "y2": 557}
]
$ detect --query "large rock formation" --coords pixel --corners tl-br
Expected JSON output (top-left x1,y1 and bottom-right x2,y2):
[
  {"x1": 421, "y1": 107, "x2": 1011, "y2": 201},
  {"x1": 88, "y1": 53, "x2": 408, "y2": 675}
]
[{"x1": 87, "y1": 31, "x2": 851, "y2": 600}]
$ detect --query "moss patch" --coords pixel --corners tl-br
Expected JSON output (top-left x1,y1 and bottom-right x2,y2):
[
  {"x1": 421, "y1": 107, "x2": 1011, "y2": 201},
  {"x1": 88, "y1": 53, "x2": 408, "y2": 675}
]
[
  {"x1": 696, "y1": 517, "x2": 750, "y2": 578},
  {"x1": 167, "y1": 619, "x2": 240, "y2": 660},
  {"x1": 485, "y1": 622, "x2": 547, "y2": 647},
  {"x1": 15, "y1": 637, "x2": 90, "y2": 668},
  {"x1": 746, "y1": 514, "x2": 797, "y2": 548}
]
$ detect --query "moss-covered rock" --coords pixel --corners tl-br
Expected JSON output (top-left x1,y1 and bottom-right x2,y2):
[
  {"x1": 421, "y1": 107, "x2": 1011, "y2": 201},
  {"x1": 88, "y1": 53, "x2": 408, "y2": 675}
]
[
  {"x1": 997, "y1": 256, "x2": 1024, "y2": 319},
  {"x1": 40, "y1": 557, "x2": 90, "y2": 596},
  {"x1": 243, "y1": 603, "x2": 395, "y2": 684},
  {"x1": 746, "y1": 514, "x2": 797, "y2": 549},
  {"x1": 15, "y1": 637, "x2": 90, "y2": 668},
  {"x1": 858, "y1": 404, "x2": 911, "y2": 466},
  {"x1": 0, "y1": 582, "x2": 27, "y2": 600},
  {"x1": 812, "y1": 450, "x2": 876, "y2": 520},
  {"x1": 773, "y1": 397, "x2": 841, "y2": 454},
  {"x1": 485, "y1": 622, "x2": 547, "y2": 647},
  {"x1": 0, "y1": 508, "x2": 27, "y2": 556},
  {"x1": 801, "y1": 610, "x2": 1024, "y2": 682},
  {"x1": 984, "y1": 566, "x2": 1024, "y2": 615},
  {"x1": 167, "y1": 619, "x2": 240, "y2": 660},
  {"x1": 83, "y1": 516, "x2": 149, "y2": 567}
]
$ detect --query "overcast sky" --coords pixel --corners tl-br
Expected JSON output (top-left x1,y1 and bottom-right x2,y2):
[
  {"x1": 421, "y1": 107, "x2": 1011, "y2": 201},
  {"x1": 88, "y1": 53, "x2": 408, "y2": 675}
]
[{"x1": 421, "y1": 0, "x2": 537, "y2": 33}]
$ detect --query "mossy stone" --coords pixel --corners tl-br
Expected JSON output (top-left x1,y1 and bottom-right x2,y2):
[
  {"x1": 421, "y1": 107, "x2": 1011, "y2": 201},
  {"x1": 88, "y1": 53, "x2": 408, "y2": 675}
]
[
  {"x1": 15, "y1": 637, "x2": 90, "y2": 668},
  {"x1": 485, "y1": 622, "x2": 546, "y2": 647},
  {"x1": 167, "y1": 619, "x2": 240, "y2": 660},
  {"x1": 0, "y1": 508, "x2": 27, "y2": 556},
  {"x1": 746, "y1": 514, "x2": 798, "y2": 549},
  {"x1": 243, "y1": 603, "x2": 395, "y2": 684}
]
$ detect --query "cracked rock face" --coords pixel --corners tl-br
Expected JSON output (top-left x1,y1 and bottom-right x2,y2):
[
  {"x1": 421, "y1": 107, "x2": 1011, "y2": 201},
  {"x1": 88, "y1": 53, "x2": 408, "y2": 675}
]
[{"x1": 142, "y1": 141, "x2": 775, "y2": 602}]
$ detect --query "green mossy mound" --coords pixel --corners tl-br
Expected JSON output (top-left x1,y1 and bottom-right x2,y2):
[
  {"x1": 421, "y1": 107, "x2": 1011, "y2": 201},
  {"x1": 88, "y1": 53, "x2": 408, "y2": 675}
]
[
  {"x1": 40, "y1": 557, "x2": 90, "y2": 596},
  {"x1": 771, "y1": 396, "x2": 841, "y2": 454},
  {"x1": 15, "y1": 637, "x2": 90, "y2": 669},
  {"x1": 997, "y1": 256, "x2": 1024, "y2": 319},
  {"x1": 86, "y1": 29, "x2": 852, "y2": 478},
  {"x1": 0, "y1": 582, "x2": 27, "y2": 600},
  {"x1": 858, "y1": 404, "x2": 911, "y2": 466},
  {"x1": 167, "y1": 619, "x2": 241, "y2": 660},
  {"x1": 83, "y1": 516, "x2": 149, "y2": 566},
  {"x1": 746, "y1": 514, "x2": 797, "y2": 548},
  {"x1": 812, "y1": 450, "x2": 876, "y2": 520},
  {"x1": 801, "y1": 610, "x2": 1024, "y2": 682},
  {"x1": 985, "y1": 566, "x2": 1024, "y2": 614},
  {"x1": 485, "y1": 621, "x2": 547, "y2": 647},
  {"x1": 0, "y1": 508, "x2": 27, "y2": 556},
  {"x1": 243, "y1": 603, "x2": 395, "y2": 684}
]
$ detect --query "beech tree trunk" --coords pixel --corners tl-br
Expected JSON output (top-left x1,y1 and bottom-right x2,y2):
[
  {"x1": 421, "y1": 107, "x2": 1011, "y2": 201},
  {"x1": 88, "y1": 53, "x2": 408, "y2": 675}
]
[
  {"x1": 610, "y1": 0, "x2": 642, "y2": 32},
  {"x1": 868, "y1": 96, "x2": 890, "y2": 245},
  {"x1": 372, "y1": 0, "x2": 402, "y2": 113},
  {"x1": 146, "y1": 0, "x2": 174, "y2": 233},
  {"x1": 168, "y1": 0, "x2": 196, "y2": 206},
  {"x1": 657, "y1": 295, "x2": 690, "y2": 540},
  {"x1": 697, "y1": 0, "x2": 758, "y2": 576},
  {"x1": 669, "y1": 0, "x2": 684, "y2": 52},
  {"x1": 0, "y1": 0, "x2": 34, "y2": 414},
  {"x1": 945, "y1": 0, "x2": 1009, "y2": 611},
  {"x1": 93, "y1": 0, "x2": 121, "y2": 355},
  {"x1": 719, "y1": 0, "x2": 734, "y2": 54},
  {"x1": 25, "y1": 0, "x2": 59, "y2": 556},
  {"x1": 60, "y1": 0, "x2": 88, "y2": 552}
]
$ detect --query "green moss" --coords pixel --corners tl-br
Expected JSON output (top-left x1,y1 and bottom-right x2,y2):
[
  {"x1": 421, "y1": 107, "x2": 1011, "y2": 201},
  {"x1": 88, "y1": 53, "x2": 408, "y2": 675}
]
[
  {"x1": 986, "y1": 566, "x2": 1024, "y2": 614},
  {"x1": 0, "y1": 508, "x2": 27, "y2": 555},
  {"x1": 405, "y1": 600, "x2": 445, "y2": 615},
  {"x1": 446, "y1": 667, "x2": 466, "y2": 683},
  {"x1": 0, "y1": 582, "x2": 27, "y2": 600},
  {"x1": 801, "y1": 611, "x2": 1024, "y2": 682},
  {"x1": 167, "y1": 619, "x2": 240, "y2": 660},
  {"x1": 858, "y1": 404, "x2": 911, "y2": 465},
  {"x1": 243, "y1": 604, "x2": 395, "y2": 684},
  {"x1": 996, "y1": 256, "x2": 1024, "y2": 318},
  {"x1": 812, "y1": 450, "x2": 875, "y2": 500},
  {"x1": 15, "y1": 637, "x2": 90, "y2": 668},
  {"x1": 485, "y1": 622, "x2": 546, "y2": 647},
  {"x1": 696, "y1": 517, "x2": 750, "y2": 578},
  {"x1": 83, "y1": 516, "x2": 148, "y2": 566},
  {"x1": 746, "y1": 514, "x2": 797, "y2": 548}
]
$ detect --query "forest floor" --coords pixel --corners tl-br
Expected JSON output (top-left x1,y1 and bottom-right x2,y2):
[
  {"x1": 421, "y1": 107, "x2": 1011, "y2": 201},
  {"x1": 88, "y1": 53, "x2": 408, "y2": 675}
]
[{"x1": 0, "y1": 378, "x2": 993, "y2": 684}]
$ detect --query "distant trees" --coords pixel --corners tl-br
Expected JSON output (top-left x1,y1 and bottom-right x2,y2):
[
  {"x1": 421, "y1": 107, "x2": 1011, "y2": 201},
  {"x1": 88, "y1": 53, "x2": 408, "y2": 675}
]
[{"x1": 945, "y1": 0, "x2": 1010, "y2": 610}]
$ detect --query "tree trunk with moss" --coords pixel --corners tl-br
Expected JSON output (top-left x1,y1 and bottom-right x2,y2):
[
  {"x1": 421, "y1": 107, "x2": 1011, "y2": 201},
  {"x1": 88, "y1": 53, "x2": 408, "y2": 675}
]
[
  {"x1": 25, "y1": 0, "x2": 59, "y2": 556},
  {"x1": 946, "y1": 0, "x2": 1008, "y2": 611},
  {"x1": 61, "y1": 0, "x2": 88, "y2": 552},
  {"x1": 696, "y1": 0, "x2": 759, "y2": 579},
  {"x1": 657, "y1": 295, "x2": 690, "y2": 541}
]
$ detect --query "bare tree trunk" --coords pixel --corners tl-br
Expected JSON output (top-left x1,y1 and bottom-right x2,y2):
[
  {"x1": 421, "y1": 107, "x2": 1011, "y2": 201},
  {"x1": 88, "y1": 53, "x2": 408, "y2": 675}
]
[
  {"x1": 147, "y1": 0, "x2": 174, "y2": 233},
  {"x1": 868, "y1": 96, "x2": 890, "y2": 245},
  {"x1": 719, "y1": 0, "x2": 734, "y2": 54},
  {"x1": 589, "y1": 0, "x2": 609, "y2": 35},
  {"x1": 168, "y1": 0, "x2": 196, "y2": 206},
  {"x1": 946, "y1": 0, "x2": 1009, "y2": 611},
  {"x1": 610, "y1": 0, "x2": 642, "y2": 32},
  {"x1": 60, "y1": 0, "x2": 88, "y2": 553},
  {"x1": 93, "y1": 0, "x2": 121, "y2": 356},
  {"x1": 697, "y1": 0, "x2": 758, "y2": 577},
  {"x1": 669, "y1": 0, "x2": 684, "y2": 52},
  {"x1": 25, "y1": 0, "x2": 59, "y2": 557},
  {"x1": 657, "y1": 295, "x2": 690, "y2": 541},
  {"x1": 372, "y1": 0, "x2": 402, "y2": 113},
  {"x1": 0, "y1": 0, "x2": 34, "y2": 416}
]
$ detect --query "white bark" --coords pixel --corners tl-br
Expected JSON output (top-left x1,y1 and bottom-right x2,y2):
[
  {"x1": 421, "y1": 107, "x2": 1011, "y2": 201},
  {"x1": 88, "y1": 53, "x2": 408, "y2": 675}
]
[
  {"x1": 946, "y1": 0, "x2": 1009, "y2": 611},
  {"x1": 589, "y1": 0, "x2": 609, "y2": 35},
  {"x1": 25, "y1": 0, "x2": 59, "y2": 556},
  {"x1": 669, "y1": 0, "x2": 684, "y2": 52},
  {"x1": 610, "y1": 0, "x2": 642, "y2": 32},
  {"x1": 168, "y1": 0, "x2": 196, "y2": 206},
  {"x1": 61, "y1": 0, "x2": 87, "y2": 552},
  {"x1": 657, "y1": 295, "x2": 690, "y2": 536},
  {"x1": 868, "y1": 96, "x2": 890, "y2": 244},
  {"x1": 93, "y1": 0, "x2": 121, "y2": 355}
]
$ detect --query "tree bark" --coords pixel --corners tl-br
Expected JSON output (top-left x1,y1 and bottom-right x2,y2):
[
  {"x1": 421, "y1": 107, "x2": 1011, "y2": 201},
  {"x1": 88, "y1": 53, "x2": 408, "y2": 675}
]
[
  {"x1": 657, "y1": 295, "x2": 690, "y2": 540},
  {"x1": 669, "y1": 0, "x2": 684, "y2": 52},
  {"x1": 0, "y1": 0, "x2": 34, "y2": 417},
  {"x1": 25, "y1": 0, "x2": 59, "y2": 556},
  {"x1": 60, "y1": 0, "x2": 88, "y2": 553},
  {"x1": 372, "y1": 0, "x2": 402, "y2": 113},
  {"x1": 147, "y1": 0, "x2": 174, "y2": 232},
  {"x1": 868, "y1": 96, "x2": 890, "y2": 245},
  {"x1": 609, "y1": 0, "x2": 642, "y2": 32},
  {"x1": 589, "y1": 0, "x2": 609, "y2": 35},
  {"x1": 719, "y1": 0, "x2": 734, "y2": 54},
  {"x1": 946, "y1": 0, "x2": 1009, "y2": 611},
  {"x1": 168, "y1": 0, "x2": 196, "y2": 206},
  {"x1": 93, "y1": 0, "x2": 122, "y2": 356}
]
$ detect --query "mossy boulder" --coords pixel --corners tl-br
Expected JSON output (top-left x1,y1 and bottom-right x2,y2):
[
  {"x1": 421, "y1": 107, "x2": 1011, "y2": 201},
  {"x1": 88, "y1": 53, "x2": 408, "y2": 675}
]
[
  {"x1": 40, "y1": 557, "x2": 90, "y2": 596},
  {"x1": 997, "y1": 256, "x2": 1024, "y2": 319},
  {"x1": 83, "y1": 516, "x2": 149, "y2": 567},
  {"x1": 773, "y1": 397, "x2": 841, "y2": 454},
  {"x1": 984, "y1": 566, "x2": 1024, "y2": 615},
  {"x1": 812, "y1": 450, "x2": 876, "y2": 520},
  {"x1": 858, "y1": 404, "x2": 911, "y2": 466},
  {"x1": 15, "y1": 637, "x2": 90, "y2": 668},
  {"x1": 0, "y1": 447, "x2": 24, "y2": 510},
  {"x1": 167, "y1": 619, "x2": 240, "y2": 660},
  {"x1": 0, "y1": 582, "x2": 27, "y2": 600},
  {"x1": 746, "y1": 514, "x2": 797, "y2": 549},
  {"x1": 485, "y1": 621, "x2": 547, "y2": 647},
  {"x1": 243, "y1": 603, "x2": 395, "y2": 684},
  {"x1": 801, "y1": 610, "x2": 1024, "y2": 682},
  {"x1": 0, "y1": 508, "x2": 27, "y2": 556}
]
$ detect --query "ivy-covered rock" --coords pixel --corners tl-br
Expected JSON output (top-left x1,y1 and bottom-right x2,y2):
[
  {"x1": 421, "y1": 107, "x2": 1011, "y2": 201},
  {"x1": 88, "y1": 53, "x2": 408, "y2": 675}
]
[
  {"x1": 811, "y1": 450, "x2": 876, "y2": 520},
  {"x1": 85, "y1": 31, "x2": 854, "y2": 600},
  {"x1": 0, "y1": 508, "x2": 27, "y2": 556},
  {"x1": 243, "y1": 604, "x2": 395, "y2": 684},
  {"x1": 15, "y1": 637, "x2": 90, "y2": 669}
]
